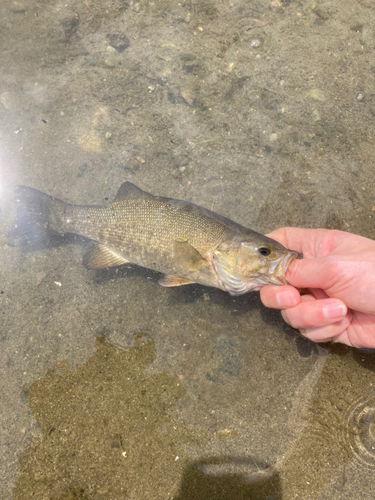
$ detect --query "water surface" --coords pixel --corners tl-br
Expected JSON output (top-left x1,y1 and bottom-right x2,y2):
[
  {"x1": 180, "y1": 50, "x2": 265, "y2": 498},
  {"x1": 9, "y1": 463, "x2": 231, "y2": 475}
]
[{"x1": 1, "y1": 0, "x2": 375, "y2": 498}]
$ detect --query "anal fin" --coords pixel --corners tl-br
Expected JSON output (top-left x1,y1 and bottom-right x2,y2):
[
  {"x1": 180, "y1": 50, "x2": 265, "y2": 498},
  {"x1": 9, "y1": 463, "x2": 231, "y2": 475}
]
[
  {"x1": 159, "y1": 275, "x2": 195, "y2": 287},
  {"x1": 83, "y1": 244, "x2": 129, "y2": 269}
]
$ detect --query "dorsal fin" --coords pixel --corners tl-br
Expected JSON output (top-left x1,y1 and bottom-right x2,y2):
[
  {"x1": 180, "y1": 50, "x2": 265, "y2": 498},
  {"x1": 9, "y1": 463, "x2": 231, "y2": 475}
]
[{"x1": 114, "y1": 182, "x2": 154, "y2": 202}]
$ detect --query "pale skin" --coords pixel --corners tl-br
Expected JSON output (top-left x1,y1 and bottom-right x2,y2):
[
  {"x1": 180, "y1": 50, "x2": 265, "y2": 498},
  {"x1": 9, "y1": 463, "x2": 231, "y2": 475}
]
[{"x1": 260, "y1": 228, "x2": 375, "y2": 349}]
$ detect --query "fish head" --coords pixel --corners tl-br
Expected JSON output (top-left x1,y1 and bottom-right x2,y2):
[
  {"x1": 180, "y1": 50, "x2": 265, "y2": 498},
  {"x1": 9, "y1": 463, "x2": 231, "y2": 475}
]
[{"x1": 212, "y1": 235, "x2": 299, "y2": 295}]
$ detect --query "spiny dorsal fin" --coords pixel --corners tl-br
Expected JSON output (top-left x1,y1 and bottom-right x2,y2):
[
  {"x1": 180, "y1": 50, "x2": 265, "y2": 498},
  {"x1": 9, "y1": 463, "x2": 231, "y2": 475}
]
[
  {"x1": 159, "y1": 275, "x2": 195, "y2": 287},
  {"x1": 114, "y1": 182, "x2": 154, "y2": 202},
  {"x1": 83, "y1": 244, "x2": 129, "y2": 269}
]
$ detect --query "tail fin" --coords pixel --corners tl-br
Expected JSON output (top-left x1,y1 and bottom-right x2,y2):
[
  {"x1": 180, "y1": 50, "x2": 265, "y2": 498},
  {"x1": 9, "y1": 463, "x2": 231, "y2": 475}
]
[{"x1": 9, "y1": 186, "x2": 69, "y2": 246}]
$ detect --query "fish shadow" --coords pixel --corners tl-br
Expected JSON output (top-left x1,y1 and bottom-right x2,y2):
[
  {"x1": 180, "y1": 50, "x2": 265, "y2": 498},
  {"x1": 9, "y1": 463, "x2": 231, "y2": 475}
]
[
  {"x1": 163, "y1": 281, "x2": 321, "y2": 358},
  {"x1": 95, "y1": 262, "x2": 262, "y2": 315},
  {"x1": 97, "y1": 264, "x2": 318, "y2": 357}
]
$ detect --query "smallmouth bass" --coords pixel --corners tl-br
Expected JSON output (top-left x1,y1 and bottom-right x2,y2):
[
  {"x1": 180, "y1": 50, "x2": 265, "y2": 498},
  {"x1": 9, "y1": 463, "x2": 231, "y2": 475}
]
[{"x1": 14, "y1": 182, "x2": 299, "y2": 295}]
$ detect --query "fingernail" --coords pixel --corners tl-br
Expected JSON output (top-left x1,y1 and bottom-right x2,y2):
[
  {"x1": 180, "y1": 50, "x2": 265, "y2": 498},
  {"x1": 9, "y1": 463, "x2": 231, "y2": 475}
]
[
  {"x1": 277, "y1": 291, "x2": 298, "y2": 308},
  {"x1": 322, "y1": 302, "x2": 346, "y2": 320}
]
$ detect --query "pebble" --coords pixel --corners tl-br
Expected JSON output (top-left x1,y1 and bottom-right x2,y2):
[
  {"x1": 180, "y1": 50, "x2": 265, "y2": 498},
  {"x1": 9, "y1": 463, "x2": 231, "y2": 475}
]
[
  {"x1": 77, "y1": 133, "x2": 102, "y2": 153},
  {"x1": 11, "y1": 1, "x2": 25, "y2": 13},
  {"x1": 270, "y1": 0, "x2": 284, "y2": 12},
  {"x1": 312, "y1": 109, "x2": 321, "y2": 121},
  {"x1": 312, "y1": 6, "x2": 329, "y2": 21},
  {"x1": 250, "y1": 39, "x2": 262, "y2": 48},
  {"x1": 104, "y1": 59, "x2": 116, "y2": 68},
  {"x1": 269, "y1": 133, "x2": 278, "y2": 142},
  {"x1": 180, "y1": 89, "x2": 195, "y2": 106},
  {"x1": 210, "y1": 333, "x2": 246, "y2": 377},
  {"x1": 35, "y1": 271, "x2": 46, "y2": 286},
  {"x1": 356, "y1": 92, "x2": 365, "y2": 102},
  {"x1": 217, "y1": 429, "x2": 240, "y2": 440},
  {"x1": 308, "y1": 89, "x2": 326, "y2": 102},
  {"x1": 107, "y1": 34, "x2": 130, "y2": 53},
  {"x1": 0, "y1": 92, "x2": 12, "y2": 110}
]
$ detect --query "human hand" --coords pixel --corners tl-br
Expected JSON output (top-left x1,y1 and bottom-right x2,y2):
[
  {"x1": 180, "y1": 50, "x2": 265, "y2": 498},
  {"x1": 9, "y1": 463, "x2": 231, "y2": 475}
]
[{"x1": 260, "y1": 228, "x2": 375, "y2": 349}]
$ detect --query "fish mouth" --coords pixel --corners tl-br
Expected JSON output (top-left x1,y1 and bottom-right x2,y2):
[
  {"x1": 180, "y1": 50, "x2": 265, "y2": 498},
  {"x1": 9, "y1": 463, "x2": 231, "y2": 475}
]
[
  {"x1": 212, "y1": 250, "x2": 299, "y2": 296},
  {"x1": 267, "y1": 250, "x2": 299, "y2": 285}
]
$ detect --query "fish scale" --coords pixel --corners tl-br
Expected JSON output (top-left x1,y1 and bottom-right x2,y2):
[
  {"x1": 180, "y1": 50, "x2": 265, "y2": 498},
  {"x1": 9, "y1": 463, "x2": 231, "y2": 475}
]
[{"x1": 65, "y1": 199, "x2": 229, "y2": 262}]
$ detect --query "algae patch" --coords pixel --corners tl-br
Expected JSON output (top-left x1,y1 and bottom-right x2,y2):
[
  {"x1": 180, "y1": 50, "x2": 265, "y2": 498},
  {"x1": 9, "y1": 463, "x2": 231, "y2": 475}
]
[{"x1": 13, "y1": 334, "x2": 200, "y2": 499}]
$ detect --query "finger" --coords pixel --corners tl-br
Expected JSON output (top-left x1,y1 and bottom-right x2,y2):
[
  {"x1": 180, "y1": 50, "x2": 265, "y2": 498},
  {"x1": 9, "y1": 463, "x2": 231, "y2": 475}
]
[
  {"x1": 302, "y1": 313, "x2": 352, "y2": 343},
  {"x1": 260, "y1": 285, "x2": 301, "y2": 309},
  {"x1": 281, "y1": 298, "x2": 347, "y2": 330},
  {"x1": 285, "y1": 257, "x2": 336, "y2": 290},
  {"x1": 308, "y1": 288, "x2": 329, "y2": 300},
  {"x1": 265, "y1": 227, "x2": 329, "y2": 256},
  {"x1": 329, "y1": 311, "x2": 375, "y2": 349}
]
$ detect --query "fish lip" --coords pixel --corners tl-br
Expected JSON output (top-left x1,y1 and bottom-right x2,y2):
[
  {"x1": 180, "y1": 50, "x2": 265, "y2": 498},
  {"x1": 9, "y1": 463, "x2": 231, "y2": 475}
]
[
  {"x1": 270, "y1": 250, "x2": 299, "y2": 285},
  {"x1": 285, "y1": 249, "x2": 300, "y2": 270}
]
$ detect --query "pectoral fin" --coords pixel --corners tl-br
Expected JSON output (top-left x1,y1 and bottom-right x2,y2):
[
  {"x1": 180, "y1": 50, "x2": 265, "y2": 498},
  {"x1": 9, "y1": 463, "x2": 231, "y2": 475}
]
[
  {"x1": 159, "y1": 275, "x2": 195, "y2": 287},
  {"x1": 173, "y1": 239, "x2": 207, "y2": 270},
  {"x1": 158, "y1": 241, "x2": 208, "y2": 287},
  {"x1": 83, "y1": 244, "x2": 129, "y2": 269}
]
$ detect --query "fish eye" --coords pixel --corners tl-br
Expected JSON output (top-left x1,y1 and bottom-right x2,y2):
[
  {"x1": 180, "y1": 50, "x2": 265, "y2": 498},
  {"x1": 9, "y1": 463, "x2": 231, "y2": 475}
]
[{"x1": 258, "y1": 247, "x2": 271, "y2": 257}]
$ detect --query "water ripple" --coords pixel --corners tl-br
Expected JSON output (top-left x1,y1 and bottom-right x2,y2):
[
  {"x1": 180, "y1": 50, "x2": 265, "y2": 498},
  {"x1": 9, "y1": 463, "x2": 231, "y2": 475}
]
[{"x1": 344, "y1": 386, "x2": 375, "y2": 470}]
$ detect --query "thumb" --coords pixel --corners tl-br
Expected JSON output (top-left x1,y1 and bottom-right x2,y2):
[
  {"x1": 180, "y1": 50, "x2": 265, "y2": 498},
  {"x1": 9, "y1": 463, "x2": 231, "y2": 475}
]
[{"x1": 286, "y1": 257, "x2": 335, "y2": 290}]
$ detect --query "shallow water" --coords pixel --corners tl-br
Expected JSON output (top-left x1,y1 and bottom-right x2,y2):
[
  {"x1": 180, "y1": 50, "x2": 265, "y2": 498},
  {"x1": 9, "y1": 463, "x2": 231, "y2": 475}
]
[{"x1": 1, "y1": 0, "x2": 375, "y2": 498}]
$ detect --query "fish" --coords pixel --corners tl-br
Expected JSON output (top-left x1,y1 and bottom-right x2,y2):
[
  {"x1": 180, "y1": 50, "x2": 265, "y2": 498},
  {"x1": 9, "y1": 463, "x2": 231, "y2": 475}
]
[{"x1": 13, "y1": 182, "x2": 299, "y2": 296}]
